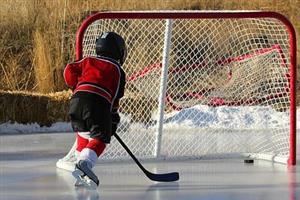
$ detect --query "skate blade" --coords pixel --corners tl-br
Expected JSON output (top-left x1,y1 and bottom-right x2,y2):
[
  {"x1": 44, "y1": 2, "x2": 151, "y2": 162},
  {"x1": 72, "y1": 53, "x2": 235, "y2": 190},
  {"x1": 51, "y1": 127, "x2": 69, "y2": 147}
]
[{"x1": 72, "y1": 170, "x2": 98, "y2": 190}]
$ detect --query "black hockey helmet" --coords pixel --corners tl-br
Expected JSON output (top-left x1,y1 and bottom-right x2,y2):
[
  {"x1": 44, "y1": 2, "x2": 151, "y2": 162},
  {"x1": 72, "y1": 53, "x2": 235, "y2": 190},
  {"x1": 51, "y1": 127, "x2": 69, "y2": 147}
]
[{"x1": 96, "y1": 32, "x2": 127, "y2": 65}]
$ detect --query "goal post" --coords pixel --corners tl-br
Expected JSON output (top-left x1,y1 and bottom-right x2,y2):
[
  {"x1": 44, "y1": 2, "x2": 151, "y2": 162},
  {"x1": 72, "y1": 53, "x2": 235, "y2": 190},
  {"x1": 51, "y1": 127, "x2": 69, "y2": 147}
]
[{"x1": 57, "y1": 11, "x2": 297, "y2": 170}]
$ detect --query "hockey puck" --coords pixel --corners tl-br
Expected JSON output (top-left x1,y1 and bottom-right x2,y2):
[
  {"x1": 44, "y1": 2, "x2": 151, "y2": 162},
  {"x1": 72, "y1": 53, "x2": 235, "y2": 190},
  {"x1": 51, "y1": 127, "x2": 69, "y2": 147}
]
[{"x1": 244, "y1": 159, "x2": 254, "y2": 164}]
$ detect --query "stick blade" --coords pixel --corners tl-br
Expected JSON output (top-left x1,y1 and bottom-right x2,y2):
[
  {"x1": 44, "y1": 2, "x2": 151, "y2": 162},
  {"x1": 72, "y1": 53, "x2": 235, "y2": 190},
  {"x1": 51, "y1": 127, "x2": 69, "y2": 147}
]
[{"x1": 147, "y1": 172, "x2": 179, "y2": 182}]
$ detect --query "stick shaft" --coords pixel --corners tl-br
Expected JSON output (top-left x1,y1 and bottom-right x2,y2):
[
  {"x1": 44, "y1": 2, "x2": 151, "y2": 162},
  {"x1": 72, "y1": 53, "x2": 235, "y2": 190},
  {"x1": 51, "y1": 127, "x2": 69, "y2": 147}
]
[
  {"x1": 114, "y1": 133, "x2": 179, "y2": 182},
  {"x1": 114, "y1": 133, "x2": 149, "y2": 173}
]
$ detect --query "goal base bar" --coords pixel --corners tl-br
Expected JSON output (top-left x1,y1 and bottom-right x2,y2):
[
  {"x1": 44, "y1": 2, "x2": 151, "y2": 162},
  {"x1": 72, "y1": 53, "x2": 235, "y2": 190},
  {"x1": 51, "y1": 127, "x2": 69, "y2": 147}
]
[
  {"x1": 56, "y1": 151, "x2": 289, "y2": 172},
  {"x1": 242, "y1": 153, "x2": 289, "y2": 164}
]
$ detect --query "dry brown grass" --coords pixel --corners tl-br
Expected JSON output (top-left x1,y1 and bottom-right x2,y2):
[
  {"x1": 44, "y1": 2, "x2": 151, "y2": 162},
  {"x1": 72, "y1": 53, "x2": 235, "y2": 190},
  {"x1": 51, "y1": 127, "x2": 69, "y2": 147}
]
[
  {"x1": 0, "y1": 0, "x2": 299, "y2": 93},
  {"x1": 33, "y1": 30, "x2": 54, "y2": 93},
  {"x1": 0, "y1": 0, "x2": 299, "y2": 125},
  {"x1": 0, "y1": 52, "x2": 34, "y2": 90}
]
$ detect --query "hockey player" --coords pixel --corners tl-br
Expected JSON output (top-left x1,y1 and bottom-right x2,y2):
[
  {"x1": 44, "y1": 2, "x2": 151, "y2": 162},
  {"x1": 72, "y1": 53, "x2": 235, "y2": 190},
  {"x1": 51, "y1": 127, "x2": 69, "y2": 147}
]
[{"x1": 63, "y1": 32, "x2": 127, "y2": 187}]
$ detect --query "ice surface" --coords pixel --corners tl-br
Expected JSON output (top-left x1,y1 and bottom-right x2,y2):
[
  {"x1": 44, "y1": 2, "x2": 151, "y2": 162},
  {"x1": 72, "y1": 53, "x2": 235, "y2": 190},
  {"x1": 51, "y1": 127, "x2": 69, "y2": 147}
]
[
  {"x1": 0, "y1": 130, "x2": 299, "y2": 200},
  {"x1": 0, "y1": 107, "x2": 299, "y2": 200}
]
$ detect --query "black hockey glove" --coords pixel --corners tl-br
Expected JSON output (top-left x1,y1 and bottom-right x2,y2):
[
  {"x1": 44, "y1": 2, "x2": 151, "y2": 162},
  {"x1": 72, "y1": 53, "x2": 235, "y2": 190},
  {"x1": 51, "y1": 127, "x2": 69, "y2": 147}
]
[{"x1": 111, "y1": 108, "x2": 120, "y2": 135}]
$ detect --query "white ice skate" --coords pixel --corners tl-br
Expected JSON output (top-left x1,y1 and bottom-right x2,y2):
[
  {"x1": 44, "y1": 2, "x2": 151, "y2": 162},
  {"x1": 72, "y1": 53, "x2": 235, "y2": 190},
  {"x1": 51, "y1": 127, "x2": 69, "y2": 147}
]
[{"x1": 72, "y1": 160, "x2": 99, "y2": 189}]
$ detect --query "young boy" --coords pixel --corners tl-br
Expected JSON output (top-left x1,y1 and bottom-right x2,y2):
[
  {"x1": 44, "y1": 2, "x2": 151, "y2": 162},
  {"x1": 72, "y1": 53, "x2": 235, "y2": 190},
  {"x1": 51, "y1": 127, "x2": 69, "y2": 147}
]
[{"x1": 63, "y1": 32, "x2": 127, "y2": 187}]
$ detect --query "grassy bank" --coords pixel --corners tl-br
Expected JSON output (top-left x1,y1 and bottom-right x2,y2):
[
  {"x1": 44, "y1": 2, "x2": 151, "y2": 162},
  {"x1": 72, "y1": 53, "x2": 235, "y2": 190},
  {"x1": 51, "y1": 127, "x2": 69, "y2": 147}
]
[{"x1": 0, "y1": 0, "x2": 299, "y2": 93}]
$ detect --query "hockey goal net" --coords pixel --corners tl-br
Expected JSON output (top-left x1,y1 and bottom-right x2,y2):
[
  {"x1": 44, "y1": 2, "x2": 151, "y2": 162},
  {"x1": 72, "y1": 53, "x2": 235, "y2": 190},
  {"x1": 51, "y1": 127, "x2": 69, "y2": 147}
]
[{"x1": 57, "y1": 11, "x2": 297, "y2": 170}]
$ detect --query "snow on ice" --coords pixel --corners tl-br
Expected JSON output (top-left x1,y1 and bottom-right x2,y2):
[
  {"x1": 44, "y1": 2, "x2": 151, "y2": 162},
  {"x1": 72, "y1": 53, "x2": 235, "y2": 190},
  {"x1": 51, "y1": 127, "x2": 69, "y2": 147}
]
[{"x1": 0, "y1": 105, "x2": 298, "y2": 134}]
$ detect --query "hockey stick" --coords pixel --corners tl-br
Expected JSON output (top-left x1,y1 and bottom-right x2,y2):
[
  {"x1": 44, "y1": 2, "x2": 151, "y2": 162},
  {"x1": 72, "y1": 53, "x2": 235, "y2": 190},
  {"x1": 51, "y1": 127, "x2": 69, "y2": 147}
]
[{"x1": 114, "y1": 133, "x2": 179, "y2": 182}]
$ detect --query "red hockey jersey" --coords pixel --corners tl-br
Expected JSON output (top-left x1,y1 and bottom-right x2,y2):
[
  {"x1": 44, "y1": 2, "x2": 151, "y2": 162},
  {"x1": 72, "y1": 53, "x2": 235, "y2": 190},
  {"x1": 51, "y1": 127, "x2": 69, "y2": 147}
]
[{"x1": 63, "y1": 56, "x2": 126, "y2": 109}]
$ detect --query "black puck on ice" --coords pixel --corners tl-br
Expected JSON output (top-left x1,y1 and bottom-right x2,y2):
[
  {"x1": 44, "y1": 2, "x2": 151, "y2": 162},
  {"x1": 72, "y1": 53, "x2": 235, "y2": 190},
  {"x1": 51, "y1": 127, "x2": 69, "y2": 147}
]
[{"x1": 244, "y1": 159, "x2": 254, "y2": 164}]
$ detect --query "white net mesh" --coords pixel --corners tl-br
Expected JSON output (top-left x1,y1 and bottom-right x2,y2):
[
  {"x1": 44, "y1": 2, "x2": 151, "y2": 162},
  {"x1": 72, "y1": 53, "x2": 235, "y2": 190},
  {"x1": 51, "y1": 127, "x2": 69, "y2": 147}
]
[{"x1": 59, "y1": 12, "x2": 295, "y2": 166}]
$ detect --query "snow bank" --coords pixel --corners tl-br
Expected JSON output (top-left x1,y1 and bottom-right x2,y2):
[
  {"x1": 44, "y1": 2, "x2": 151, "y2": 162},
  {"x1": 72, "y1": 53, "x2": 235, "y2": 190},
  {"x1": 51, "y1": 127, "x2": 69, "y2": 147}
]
[
  {"x1": 163, "y1": 105, "x2": 290, "y2": 129},
  {"x1": 0, "y1": 106, "x2": 298, "y2": 134},
  {"x1": 0, "y1": 122, "x2": 72, "y2": 134}
]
